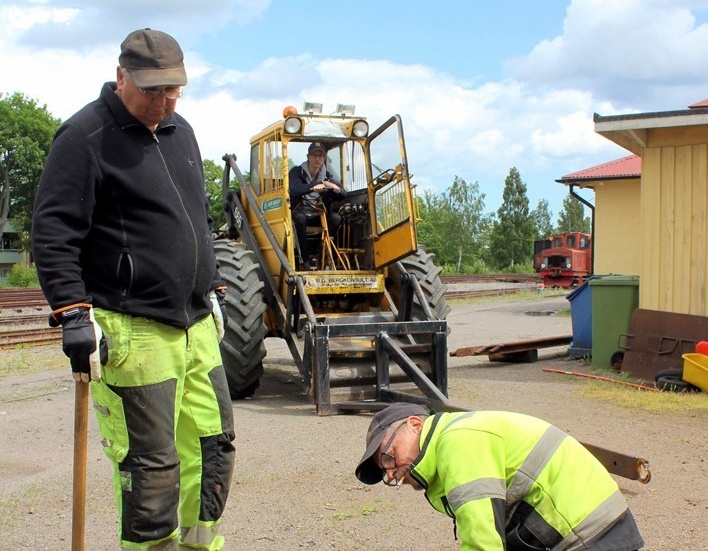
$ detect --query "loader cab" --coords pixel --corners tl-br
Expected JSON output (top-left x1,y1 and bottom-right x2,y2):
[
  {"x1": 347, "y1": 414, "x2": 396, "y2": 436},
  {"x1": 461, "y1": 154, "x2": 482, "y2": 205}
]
[
  {"x1": 216, "y1": 105, "x2": 451, "y2": 413},
  {"x1": 246, "y1": 103, "x2": 418, "y2": 279}
]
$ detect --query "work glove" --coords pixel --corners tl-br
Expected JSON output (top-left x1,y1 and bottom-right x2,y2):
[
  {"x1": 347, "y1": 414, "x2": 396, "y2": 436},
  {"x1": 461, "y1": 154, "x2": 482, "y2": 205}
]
[
  {"x1": 210, "y1": 287, "x2": 228, "y2": 342},
  {"x1": 50, "y1": 304, "x2": 108, "y2": 382}
]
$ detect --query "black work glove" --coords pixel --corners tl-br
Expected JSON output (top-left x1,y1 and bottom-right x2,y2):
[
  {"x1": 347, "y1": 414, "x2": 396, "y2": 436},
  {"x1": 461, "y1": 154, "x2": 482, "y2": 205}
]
[
  {"x1": 50, "y1": 305, "x2": 108, "y2": 382},
  {"x1": 210, "y1": 287, "x2": 228, "y2": 341}
]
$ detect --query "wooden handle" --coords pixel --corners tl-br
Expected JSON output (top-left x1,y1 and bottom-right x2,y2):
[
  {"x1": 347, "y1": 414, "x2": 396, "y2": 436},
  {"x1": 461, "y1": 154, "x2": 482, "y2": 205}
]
[{"x1": 72, "y1": 381, "x2": 90, "y2": 551}]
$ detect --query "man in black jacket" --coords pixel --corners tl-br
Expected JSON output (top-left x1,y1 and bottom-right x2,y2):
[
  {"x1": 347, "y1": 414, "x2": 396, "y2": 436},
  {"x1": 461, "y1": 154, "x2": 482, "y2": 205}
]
[
  {"x1": 288, "y1": 142, "x2": 346, "y2": 268},
  {"x1": 32, "y1": 29, "x2": 235, "y2": 551}
]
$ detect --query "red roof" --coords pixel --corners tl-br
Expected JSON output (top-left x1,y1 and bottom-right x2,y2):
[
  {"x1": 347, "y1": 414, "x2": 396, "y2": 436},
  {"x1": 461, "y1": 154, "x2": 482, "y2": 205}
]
[
  {"x1": 559, "y1": 154, "x2": 640, "y2": 182},
  {"x1": 689, "y1": 99, "x2": 708, "y2": 108}
]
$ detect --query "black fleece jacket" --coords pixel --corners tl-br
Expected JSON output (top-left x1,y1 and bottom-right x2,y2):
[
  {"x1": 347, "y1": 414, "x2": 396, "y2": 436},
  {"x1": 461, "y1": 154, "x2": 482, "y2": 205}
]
[{"x1": 32, "y1": 82, "x2": 222, "y2": 328}]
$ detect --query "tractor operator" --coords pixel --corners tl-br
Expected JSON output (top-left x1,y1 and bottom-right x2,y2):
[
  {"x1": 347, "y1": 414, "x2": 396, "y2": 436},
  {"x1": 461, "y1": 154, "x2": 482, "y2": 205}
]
[
  {"x1": 31, "y1": 28, "x2": 235, "y2": 550},
  {"x1": 289, "y1": 142, "x2": 346, "y2": 269},
  {"x1": 356, "y1": 403, "x2": 644, "y2": 551}
]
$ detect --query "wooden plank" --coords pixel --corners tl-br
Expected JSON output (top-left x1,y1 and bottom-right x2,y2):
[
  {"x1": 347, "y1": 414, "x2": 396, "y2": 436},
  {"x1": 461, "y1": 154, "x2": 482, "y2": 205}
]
[
  {"x1": 450, "y1": 335, "x2": 572, "y2": 359},
  {"x1": 690, "y1": 145, "x2": 708, "y2": 315},
  {"x1": 675, "y1": 145, "x2": 691, "y2": 313},
  {"x1": 659, "y1": 147, "x2": 675, "y2": 311},
  {"x1": 641, "y1": 148, "x2": 662, "y2": 311}
]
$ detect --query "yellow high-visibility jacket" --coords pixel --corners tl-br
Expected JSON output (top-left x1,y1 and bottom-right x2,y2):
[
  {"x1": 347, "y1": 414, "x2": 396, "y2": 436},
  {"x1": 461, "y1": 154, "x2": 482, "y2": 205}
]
[{"x1": 409, "y1": 411, "x2": 643, "y2": 551}]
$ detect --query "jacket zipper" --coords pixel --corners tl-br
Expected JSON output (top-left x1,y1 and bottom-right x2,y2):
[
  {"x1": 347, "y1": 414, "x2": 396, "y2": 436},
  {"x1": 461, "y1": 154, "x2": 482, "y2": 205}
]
[{"x1": 153, "y1": 132, "x2": 199, "y2": 328}]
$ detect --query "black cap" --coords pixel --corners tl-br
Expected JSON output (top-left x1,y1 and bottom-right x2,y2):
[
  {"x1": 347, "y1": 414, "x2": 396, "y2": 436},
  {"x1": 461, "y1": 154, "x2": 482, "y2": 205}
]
[
  {"x1": 119, "y1": 28, "x2": 187, "y2": 87},
  {"x1": 355, "y1": 402, "x2": 429, "y2": 485},
  {"x1": 308, "y1": 142, "x2": 327, "y2": 155}
]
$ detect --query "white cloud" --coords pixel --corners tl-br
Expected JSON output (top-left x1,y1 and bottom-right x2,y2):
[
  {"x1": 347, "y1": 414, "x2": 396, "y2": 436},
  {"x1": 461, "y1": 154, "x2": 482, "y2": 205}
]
[
  {"x1": 2, "y1": 0, "x2": 707, "y2": 215},
  {"x1": 510, "y1": 0, "x2": 708, "y2": 110}
]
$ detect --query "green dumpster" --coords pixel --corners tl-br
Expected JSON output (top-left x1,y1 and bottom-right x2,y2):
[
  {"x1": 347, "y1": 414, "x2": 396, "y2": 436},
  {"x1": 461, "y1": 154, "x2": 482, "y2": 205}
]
[{"x1": 589, "y1": 275, "x2": 639, "y2": 370}]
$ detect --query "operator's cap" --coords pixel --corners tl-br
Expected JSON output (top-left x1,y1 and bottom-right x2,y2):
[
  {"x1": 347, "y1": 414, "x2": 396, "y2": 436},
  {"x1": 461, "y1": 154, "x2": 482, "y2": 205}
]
[
  {"x1": 119, "y1": 28, "x2": 188, "y2": 87},
  {"x1": 308, "y1": 142, "x2": 327, "y2": 155},
  {"x1": 355, "y1": 402, "x2": 429, "y2": 485}
]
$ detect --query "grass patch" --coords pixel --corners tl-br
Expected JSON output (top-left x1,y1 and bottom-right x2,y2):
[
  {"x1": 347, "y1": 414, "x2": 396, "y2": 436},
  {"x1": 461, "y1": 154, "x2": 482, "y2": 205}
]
[
  {"x1": 447, "y1": 288, "x2": 567, "y2": 307},
  {"x1": 0, "y1": 347, "x2": 65, "y2": 377},
  {"x1": 580, "y1": 378, "x2": 708, "y2": 416}
]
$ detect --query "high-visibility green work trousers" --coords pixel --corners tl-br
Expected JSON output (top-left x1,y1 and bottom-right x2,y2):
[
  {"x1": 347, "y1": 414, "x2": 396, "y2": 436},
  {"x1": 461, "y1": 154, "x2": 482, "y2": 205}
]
[{"x1": 90, "y1": 310, "x2": 235, "y2": 550}]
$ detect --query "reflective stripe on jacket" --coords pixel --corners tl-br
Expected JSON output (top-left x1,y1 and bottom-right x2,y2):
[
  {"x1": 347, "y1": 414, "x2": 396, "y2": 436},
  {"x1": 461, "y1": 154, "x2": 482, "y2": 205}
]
[{"x1": 409, "y1": 411, "x2": 629, "y2": 551}]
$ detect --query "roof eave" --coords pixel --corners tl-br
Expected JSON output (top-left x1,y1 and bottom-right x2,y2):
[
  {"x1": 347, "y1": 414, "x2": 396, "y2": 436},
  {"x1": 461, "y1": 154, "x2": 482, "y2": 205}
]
[
  {"x1": 555, "y1": 175, "x2": 640, "y2": 189},
  {"x1": 594, "y1": 108, "x2": 708, "y2": 155}
]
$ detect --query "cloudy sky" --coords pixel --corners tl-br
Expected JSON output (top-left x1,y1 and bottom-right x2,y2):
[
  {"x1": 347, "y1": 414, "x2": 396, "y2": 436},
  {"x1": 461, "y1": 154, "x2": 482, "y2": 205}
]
[{"x1": 2, "y1": 0, "x2": 708, "y2": 217}]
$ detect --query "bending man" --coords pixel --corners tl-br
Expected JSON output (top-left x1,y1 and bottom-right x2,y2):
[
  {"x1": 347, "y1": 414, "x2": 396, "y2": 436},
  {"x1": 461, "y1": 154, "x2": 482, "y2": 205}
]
[{"x1": 356, "y1": 403, "x2": 644, "y2": 551}]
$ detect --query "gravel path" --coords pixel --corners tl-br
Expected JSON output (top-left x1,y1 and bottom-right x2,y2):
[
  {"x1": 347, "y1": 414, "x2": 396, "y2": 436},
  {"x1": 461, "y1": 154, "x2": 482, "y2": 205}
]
[{"x1": 0, "y1": 295, "x2": 705, "y2": 550}]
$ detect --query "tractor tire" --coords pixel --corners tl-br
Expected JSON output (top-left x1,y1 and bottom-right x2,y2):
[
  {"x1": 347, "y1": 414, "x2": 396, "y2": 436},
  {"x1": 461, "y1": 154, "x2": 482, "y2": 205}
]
[
  {"x1": 655, "y1": 374, "x2": 699, "y2": 393},
  {"x1": 610, "y1": 350, "x2": 624, "y2": 373},
  {"x1": 214, "y1": 241, "x2": 268, "y2": 400},
  {"x1": 387, "y1": 246, "x2": 451, "y2": 341},
  {"x1": 654, "y1": 368, "x2": 683, "y2": 381}
]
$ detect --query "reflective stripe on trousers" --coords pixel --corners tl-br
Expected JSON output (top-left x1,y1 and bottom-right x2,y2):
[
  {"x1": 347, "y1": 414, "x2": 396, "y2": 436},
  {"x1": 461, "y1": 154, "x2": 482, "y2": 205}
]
[{"x1": 90, "y1": 309, "x2": 235, "y2": 550}]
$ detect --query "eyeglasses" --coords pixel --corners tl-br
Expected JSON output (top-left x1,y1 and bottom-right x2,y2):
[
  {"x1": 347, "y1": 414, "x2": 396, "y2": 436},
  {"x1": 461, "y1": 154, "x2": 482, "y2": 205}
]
[
  {"x1": 137, "y1": 86, "x2": 183, "y2": 100},
  {"x1": 379, "y1": 422, "x2": 406, "y2": 486}
]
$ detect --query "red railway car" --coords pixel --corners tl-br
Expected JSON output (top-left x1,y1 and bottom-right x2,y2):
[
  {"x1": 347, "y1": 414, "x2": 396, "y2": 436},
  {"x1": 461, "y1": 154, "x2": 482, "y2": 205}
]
[{"x1": 533, "y1": 232, "x2": 592, "y2": 288}]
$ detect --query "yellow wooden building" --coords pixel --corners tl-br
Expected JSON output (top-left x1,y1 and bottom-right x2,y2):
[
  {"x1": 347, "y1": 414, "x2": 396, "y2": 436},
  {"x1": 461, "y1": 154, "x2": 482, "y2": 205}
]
[
  {"x1": 557, "y1": 155, "x2": 641, "y2": 277},
  {"x1": 589, "y1": 102, "x2": 708, "y2": 317}
]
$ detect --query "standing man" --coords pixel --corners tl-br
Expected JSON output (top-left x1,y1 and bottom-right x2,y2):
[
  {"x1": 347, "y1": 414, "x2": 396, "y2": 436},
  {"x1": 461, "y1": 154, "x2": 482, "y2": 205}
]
[
  {"x1": 288, "y1": 142, "x2": 346, "y2": 269},
  {"x1": 356, "y1": 403, "x2": 644, "y2": 551},
  {"x1": 32, "y1": 29, "x2": 235, "y2": 551}
]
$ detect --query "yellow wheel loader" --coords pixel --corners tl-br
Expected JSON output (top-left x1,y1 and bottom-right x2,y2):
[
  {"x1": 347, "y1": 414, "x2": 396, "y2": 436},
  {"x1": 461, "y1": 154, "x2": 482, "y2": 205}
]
[
  {"x1": 211, "y1": 104, "x2": 653, "y2": 484},
  {"x1": 213, "y1": 104, "x2": 450, "y2": 415}
]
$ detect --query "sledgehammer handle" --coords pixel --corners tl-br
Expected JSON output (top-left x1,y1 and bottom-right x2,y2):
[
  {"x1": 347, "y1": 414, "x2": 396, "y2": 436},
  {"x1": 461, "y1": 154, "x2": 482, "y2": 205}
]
[{"x1": 72, "y1": 381, "x2": 89, "y2": 551}]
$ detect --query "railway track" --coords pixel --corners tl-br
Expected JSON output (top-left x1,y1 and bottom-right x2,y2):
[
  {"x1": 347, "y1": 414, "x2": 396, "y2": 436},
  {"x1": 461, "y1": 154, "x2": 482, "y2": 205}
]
[
  {"x1": 0, "y1": 327, "x2": 61, "y2": 349},
  {"x1": 0, "y1": 288, "x2": 48, "y2": 310},
  {"x1": 441, "y1": 274, "x2": 541, "y2": 284},
  {"x1": 0, "y1": 313, "x2": 47, "y2": 328},
  {"x1": 444, "y1": 287, "x2": 527, "y2": 300},
  {"x1": 0, "y1": 277, "x2": 543, "y2": 348}
]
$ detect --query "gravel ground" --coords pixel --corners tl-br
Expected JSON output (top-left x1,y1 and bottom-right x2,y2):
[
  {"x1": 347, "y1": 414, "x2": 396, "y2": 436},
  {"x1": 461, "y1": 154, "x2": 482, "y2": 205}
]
[{"x1": 0, "y1": 295, "x2": 706, "y2": 550}]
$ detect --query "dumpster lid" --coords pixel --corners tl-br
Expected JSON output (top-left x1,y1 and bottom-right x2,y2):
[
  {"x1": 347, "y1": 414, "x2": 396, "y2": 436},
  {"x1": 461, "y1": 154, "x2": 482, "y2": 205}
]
[
  {"x1": 565, "y1": 275, "x2": 603, "y2": 301},
  {"x1": 588, "y1": 275, "x2": 639, "y2": 286}
]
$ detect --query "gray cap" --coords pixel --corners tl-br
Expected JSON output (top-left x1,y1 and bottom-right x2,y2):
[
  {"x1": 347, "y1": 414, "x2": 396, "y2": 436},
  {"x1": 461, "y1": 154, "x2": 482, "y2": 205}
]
[
  {"x1": 119, "y1": 28, "x2": 187, "y2": 87},
  {"x1": 355, "y1": 402, "x2": 429, "y2": 485}
]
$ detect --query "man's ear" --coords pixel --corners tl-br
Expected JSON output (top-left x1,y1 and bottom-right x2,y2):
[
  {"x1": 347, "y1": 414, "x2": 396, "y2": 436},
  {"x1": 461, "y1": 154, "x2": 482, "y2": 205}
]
[
  {"x1": 116, "y1": 66, "x2": 126, "y2": 91},
  {"x1": 408, "y1": 415, "x2": 424, "y2": 434}
]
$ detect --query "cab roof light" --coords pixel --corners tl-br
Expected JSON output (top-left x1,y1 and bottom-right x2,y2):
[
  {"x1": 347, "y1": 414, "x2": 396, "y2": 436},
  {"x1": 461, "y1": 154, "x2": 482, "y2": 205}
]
[
  {"x1": 336, "y1": 104, "x2": 355, "y2": 116},
  {"x1": 284, "y1": 116, "x2": 302, "y2": 134},
  {"x1": 282, "y1": 105, "x2": 298, "y2": 118},
  {"x1": 352, "y1": 119, "x2": 369, "y2": 138},
  {"x1": 303, "y1": 102, "x2": 323, "y2": 115}
]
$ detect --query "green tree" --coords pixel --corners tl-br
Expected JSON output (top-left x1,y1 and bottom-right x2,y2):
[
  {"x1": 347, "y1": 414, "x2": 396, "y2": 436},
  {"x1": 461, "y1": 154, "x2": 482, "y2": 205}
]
[
  {"x1": 416, "y1": 177, "x2": 490, "y2": 272},
  {"x1": 0, "y1": 92, "x2": 61, "y2": 249},
  {"x1": 556, "y1": 195, "x2": 591, "y2": 233},
  {"x1": 204, "y1": 158, "x2": 251, "y2": 231},
  {"x1": 203, "y1": 159, "x2": 226, "y2": 229},
  {"x1": 445, "y1": 176, "x2": 490, "y2": 272},
  {"x1": 488, "y1": 167, "x2": 534, "y2": 269},
  {"x1": 531, "y1": 198, "x2": 554, "y2": 240},
  {"x1": 415, "y1": 190, "x2": 449, "y2": 258}
]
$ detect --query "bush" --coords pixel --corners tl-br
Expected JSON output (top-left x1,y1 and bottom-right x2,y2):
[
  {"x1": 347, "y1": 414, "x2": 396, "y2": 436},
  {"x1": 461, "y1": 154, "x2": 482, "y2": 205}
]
[
  {"x1": 500, "y1": 262, "x2": 536, "y2": 275},
  {"x1": 4, "y1": 263, "x2": 39, "y2": 288},
  {"x1": 440, "y1": 259, "x2": 492, "y2": 275}
]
